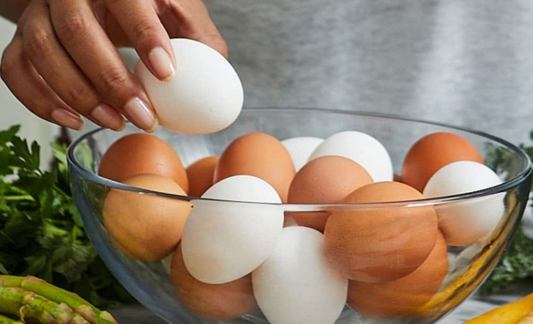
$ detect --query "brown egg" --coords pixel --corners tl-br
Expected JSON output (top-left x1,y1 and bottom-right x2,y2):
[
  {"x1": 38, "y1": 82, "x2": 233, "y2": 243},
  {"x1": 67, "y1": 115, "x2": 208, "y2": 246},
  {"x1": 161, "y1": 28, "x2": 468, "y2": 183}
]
[
  {"x1": 98, "y1": 133, "x2": 189, "y2": 193},
  {"x1": 186, "y1": 156, "x2": 220, "y2": 197},
  {"x1": 347, "y1": 231, "x2": 449, "y2": 319},
  {"x1": 103, "y1": 174, "x2": 191, "y2": 261},
  {"x1": 170, "y1": 244, "x2": 257, "y2": 321},
  {"x1": 287, "y1": 156, "x2": 373, "y2": 232},
  {"x1": 213, "y1": 132, "x2": 296, "y2": 202},
  {"x1": 401, "y1": 132, "x2": 484, "y2": 192},
  {"x1": 324, "y1": 181, "x2": 438, "y2": 283}
]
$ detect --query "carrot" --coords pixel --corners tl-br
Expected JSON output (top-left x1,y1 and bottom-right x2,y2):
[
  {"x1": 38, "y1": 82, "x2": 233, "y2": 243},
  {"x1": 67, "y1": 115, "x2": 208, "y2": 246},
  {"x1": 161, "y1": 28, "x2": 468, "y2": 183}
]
[
  {"x1": 517, "y1": 310, "x2": 533, "y2": 323},
  {"x1": 465, "y1": 291, "x2": 533, "y2": 324}
]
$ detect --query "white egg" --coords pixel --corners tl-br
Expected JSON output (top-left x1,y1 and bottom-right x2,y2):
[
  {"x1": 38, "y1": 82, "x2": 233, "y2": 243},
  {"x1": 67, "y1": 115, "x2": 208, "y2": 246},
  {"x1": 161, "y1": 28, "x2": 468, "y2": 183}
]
[
  {"x1": 181, "y1": 175, "x2": 283, "y2": 284},
  {"x1": 283, "y1": 215, "x2": 299, "y2": 227},
  {"x1": 308, "y1": 131, "x2": 393, "y2": 182},
  {"x1": 252, "y1": 226, "x2": 348, "y2": 324},
  {"x1": 281, "y1": 137, "x2": 324, "y2": 171},
  {"x1": 423, "y1": 161, "x2": 505, "y2": 246},
  {"x1": 134, "y1": 38, "x2": 243, "y2": 134}
]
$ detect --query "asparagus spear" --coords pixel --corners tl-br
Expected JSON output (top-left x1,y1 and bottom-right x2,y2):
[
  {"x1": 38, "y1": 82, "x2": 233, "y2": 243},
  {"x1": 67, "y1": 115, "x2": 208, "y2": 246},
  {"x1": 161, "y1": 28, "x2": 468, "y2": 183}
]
[
  {"x1": 0, "y1": 276, "x2": 117, "y2": 324},
  {"x1": 0, "y1": 314, "x2": 22, "y2": 324},
  {"x1": 0, "y1": 286, "x2": 89, "y2": 323}
]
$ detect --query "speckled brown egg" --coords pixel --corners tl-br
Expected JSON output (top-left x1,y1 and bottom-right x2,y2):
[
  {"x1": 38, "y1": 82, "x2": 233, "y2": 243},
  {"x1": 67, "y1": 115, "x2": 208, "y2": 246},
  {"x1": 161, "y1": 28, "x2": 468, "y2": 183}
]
[
  {"x1": 287, "y1": 155, "x2": 373, "y2": 232},
  {"x1": 324, "y1": 181, "x2": 438, "y2": 283},
  {"x1": 401, "y1": 132, "x2": 484, "y2": 192},
  {"x1": 170, "y1": 244, "x2": 257, "y2": 321},
  {"x1": 347, "y1": 231, "x2": 448, "y2": 319},
  {"x1": 213, "y1": 132, "x2": 295, "y2": 202},
  {"x1": 98, "y1": 133, "x2": 189, "y2": 192},
  {"x1": 186, "y1": 156, "x2": 220, "y2": 197}
]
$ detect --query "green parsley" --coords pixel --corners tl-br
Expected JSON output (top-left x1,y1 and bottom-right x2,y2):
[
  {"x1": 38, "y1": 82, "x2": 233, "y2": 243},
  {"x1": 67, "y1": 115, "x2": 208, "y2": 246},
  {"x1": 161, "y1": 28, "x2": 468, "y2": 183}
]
[
  {"x1": 479, "y1": 131, "x2": 533, "y2": 295},
  {"x1": 0, "y1": 125, "x2": 133, "y2": 307}
]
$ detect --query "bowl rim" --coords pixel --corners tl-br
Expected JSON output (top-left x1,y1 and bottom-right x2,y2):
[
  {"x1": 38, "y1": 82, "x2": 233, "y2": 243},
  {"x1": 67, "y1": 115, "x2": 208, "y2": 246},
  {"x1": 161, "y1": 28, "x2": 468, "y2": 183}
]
[{"x1": 66, "y1": 107, "x2": 533, "y2": 209}]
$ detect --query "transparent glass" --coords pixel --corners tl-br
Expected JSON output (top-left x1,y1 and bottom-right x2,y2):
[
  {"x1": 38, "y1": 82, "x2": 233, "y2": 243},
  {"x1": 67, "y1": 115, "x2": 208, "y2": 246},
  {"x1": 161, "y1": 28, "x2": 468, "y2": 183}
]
[{"x1": 67, "y1": 108, "x2": 532, "y2": 324}]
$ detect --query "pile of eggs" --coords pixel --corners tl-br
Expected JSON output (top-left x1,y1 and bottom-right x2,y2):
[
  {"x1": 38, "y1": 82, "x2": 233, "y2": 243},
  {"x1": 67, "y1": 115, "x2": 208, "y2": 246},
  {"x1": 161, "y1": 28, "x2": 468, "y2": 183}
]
[
  {"x1": 90, "y1": 37, "x2": 508, "y2": 323},
  {"x1": 98, "y1": 129, "x2": 506, "y2": 323}
]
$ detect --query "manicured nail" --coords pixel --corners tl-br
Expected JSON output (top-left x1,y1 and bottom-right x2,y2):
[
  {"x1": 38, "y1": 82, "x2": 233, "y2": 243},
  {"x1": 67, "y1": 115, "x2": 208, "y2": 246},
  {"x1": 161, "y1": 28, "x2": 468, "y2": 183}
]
[
  {"x1": 124, "y1": 97, "x2": 158, "y2": 132},
  {"x1": 91, "y1": 104, "x2": 125, "y2": 131},
  {"x1": 149, "y1": 47, "x2": 175, "y2": 80},
  {"x1": 51, "y1": 109, "x2": 83, "y2": 130}
]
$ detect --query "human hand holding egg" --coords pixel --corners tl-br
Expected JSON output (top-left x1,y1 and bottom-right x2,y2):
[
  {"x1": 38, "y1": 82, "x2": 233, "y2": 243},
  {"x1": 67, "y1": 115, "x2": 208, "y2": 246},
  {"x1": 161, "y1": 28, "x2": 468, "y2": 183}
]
[{"x1": 1, "y1": 0, "x2": 232, "y2": 132}]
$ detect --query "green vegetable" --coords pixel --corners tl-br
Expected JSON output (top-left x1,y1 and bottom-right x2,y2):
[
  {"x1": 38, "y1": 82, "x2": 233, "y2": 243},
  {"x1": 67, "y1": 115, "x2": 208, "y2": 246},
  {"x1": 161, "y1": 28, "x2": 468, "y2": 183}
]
[
  {"x1": 480, "y1": 226, "x2": 533, "y2": 294},
  {"x1": 0, "y1": 275, "x2": 116, "y2": 324},
  {"x1": 0, "y1": 285, "x2": 89, "y2": 323},
  {"x1": 0, "y1": 125, "x2": 133, "y2": 307},
  {"x1": 0, "y1": 313, "x2": 22, "y2": 324},
  {"x1": 480, "y1": 131, "x2": 533, "y2": 295}
]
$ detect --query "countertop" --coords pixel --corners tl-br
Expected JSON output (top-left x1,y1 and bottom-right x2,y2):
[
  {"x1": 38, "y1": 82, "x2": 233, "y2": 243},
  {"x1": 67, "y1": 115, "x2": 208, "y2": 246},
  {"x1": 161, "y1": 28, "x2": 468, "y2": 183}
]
[{"x1": 108, "y1": 291, "x2": 528, "y2": 324}]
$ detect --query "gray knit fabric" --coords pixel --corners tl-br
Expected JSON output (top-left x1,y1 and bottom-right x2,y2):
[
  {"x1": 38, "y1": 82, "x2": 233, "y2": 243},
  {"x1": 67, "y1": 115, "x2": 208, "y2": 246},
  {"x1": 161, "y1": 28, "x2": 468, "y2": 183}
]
[{"x1": 202, "y1": 0, "x2": 533, "y2": 145}]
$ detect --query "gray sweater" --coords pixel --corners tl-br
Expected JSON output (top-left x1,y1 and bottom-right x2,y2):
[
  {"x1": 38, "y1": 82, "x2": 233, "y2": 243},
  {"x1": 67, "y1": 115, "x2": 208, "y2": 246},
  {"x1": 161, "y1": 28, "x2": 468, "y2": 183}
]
[{"x1": 203, "y1": 0, "x2": 533, "y2": 145}]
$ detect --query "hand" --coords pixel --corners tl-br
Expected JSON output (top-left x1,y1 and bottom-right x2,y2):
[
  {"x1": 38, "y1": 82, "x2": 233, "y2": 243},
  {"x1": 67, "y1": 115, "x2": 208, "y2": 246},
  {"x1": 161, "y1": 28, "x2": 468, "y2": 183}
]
[{"x1": 0, "y1": 0, "x2": 227, "y2": 132}]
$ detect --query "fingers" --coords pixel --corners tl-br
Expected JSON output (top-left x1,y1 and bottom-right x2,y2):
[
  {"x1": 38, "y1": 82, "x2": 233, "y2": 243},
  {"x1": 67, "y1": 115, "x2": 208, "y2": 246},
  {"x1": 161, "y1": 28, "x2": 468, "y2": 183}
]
[
  {"x1": 48, "y1": 0, "x2": 158, "y2": 131},
  {"x1": 105, "y1": 0, "x2": 228, "y2": 81},
  {"x1": 160, "y1": 0, "x2": 228, "y2": 57},
  {"x1": 104, "y1": 0, "x2": 176, "y2": 80},
  {"x1": 2, "y1": 0, "x2": 227, "y2": 132},
  {"x1": 20, "y1": 0, "x2": 125, "y2": 131},
  {"x1": 1, "y1": 7, "x2": 84, "y2": 130},
  {"x1": 1, "y1": 36, "x2": 84, "y2": 130}
]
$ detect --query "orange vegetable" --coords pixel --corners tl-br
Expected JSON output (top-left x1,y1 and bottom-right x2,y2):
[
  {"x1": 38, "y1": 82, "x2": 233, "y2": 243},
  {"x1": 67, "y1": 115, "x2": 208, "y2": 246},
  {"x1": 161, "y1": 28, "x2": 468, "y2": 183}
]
[{"x1": 465, "y1": 291, "x2": 533, "y2": 324}]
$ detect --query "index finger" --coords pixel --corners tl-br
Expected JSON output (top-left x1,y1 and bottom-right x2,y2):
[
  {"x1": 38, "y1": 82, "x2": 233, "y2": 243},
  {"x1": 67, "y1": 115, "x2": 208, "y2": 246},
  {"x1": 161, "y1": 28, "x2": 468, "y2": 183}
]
[{"x1": 104, "y1": 0, "x2": 177, "y2": 81}]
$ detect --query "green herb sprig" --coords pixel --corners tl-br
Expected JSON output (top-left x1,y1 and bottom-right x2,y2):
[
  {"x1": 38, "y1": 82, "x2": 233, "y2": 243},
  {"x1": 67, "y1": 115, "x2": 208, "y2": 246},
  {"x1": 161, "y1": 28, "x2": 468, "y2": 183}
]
[
  {"x1": 479, "y1": 131, "x2": 533, "y2": 295},
  {"x1": 0, "y1": 125, "x2": 133, "y2": 307}
]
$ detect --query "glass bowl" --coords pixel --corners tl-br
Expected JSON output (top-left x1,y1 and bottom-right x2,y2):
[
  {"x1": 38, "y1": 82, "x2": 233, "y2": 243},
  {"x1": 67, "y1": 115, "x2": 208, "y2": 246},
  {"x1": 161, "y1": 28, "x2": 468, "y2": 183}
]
[{"x1": 67, "y1": 108, "x2": 532, "y2": 324}]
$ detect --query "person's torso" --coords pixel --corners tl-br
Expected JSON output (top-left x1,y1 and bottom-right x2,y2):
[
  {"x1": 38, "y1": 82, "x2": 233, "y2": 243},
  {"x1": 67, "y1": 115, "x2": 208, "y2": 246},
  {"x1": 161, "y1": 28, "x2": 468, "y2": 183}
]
[{"x1": 204, "y1": 0, "x2": 533, "y2": 145}]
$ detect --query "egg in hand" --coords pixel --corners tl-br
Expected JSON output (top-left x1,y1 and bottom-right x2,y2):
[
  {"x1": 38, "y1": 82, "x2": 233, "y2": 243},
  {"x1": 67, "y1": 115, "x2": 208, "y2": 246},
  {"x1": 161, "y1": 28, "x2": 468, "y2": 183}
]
[{"x1": 135, "y1": 38, "x2": 244, "y2": 135}]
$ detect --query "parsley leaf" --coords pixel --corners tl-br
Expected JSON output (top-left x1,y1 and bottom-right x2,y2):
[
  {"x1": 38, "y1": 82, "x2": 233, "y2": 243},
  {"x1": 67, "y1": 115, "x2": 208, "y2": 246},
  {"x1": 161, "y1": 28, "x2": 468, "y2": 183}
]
[
  {"x1": 479, "y1": 225, "x2": 533, "y2": 294},
  {"x1": 0, "y1": 126, "x2": 133, "y2": 307},
  {"x1": 479, "y1": 134, "x2": 533, "y2": 295}
]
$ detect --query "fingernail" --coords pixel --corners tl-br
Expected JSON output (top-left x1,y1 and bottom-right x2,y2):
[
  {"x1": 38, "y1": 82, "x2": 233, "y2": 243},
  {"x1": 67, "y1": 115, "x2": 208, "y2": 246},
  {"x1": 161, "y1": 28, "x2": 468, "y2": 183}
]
[
  {"x1": 124, "y1": 97, "x2": 158, "y2": 132},
  {"x1": 91, "y1": 104, "x2": 125, "y2": 131},
  {"x1": 149, "y1": 47, "x2": 175, "y2": 80},
  {"x1": 51, "y1": 109, "x2": 84, "y2": 130}
]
